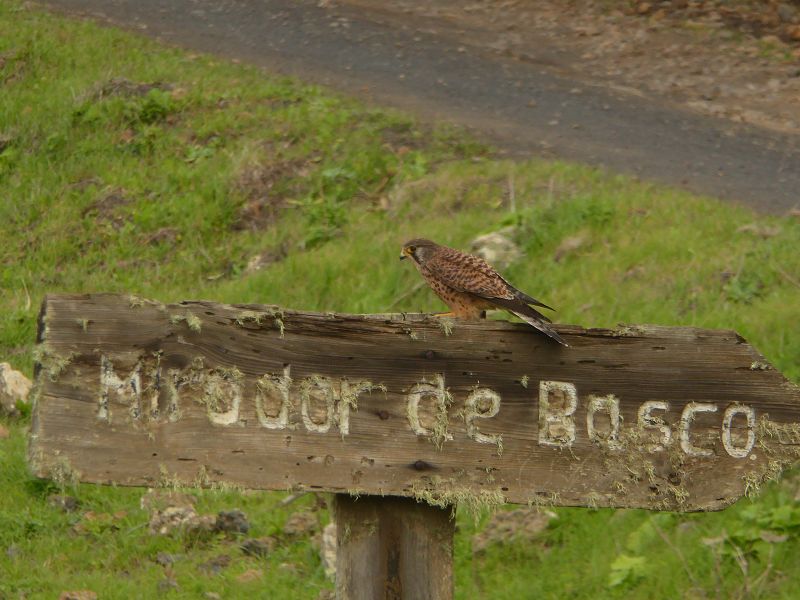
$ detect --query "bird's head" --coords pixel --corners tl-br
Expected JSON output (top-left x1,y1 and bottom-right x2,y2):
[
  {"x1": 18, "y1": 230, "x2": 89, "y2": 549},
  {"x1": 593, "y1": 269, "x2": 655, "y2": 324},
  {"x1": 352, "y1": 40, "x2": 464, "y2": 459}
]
[{"x1": 400, "y1": 239, "x2": 438, "y2": 264}]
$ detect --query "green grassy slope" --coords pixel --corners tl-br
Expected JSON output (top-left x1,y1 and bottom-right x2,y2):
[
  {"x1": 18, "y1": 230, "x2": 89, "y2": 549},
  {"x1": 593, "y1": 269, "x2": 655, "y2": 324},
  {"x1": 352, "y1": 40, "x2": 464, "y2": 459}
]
[{"x1": 1, "y1": 2, "x2": 799, "y2": 598}]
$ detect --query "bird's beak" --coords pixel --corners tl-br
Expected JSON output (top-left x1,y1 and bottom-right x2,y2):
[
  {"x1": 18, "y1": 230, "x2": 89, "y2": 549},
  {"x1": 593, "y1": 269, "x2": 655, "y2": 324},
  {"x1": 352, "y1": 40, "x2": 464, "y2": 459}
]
[{"x1": 399, "y1": 249, "x2": 408, "y2": 260}]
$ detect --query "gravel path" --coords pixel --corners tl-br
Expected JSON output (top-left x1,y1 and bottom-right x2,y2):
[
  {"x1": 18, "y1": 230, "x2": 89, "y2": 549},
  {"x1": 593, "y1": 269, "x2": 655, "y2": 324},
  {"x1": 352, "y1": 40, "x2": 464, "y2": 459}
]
[{"x1": 42, "y1": 0, "x2": 800, "y2": 213}]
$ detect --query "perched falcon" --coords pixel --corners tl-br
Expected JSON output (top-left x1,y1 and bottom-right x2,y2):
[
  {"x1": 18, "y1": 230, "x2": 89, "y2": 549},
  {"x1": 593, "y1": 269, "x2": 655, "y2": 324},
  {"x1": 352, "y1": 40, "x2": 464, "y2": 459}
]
[{"x1": 400, "y1": 238, "x2": 567, "y2": 346}]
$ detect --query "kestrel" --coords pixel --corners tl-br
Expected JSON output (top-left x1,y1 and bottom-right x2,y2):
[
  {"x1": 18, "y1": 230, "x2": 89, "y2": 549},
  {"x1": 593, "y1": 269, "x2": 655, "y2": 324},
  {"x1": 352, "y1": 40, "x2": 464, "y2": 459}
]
[{"x1": 400, "y1": 238, "x2": 567, "y2": 346}]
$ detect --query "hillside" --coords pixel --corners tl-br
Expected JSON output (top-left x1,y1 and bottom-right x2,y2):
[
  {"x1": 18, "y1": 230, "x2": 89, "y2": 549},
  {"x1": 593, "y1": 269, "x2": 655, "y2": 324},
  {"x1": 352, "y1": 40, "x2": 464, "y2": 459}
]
[{"x1": 1, "y1": 2, "x2": 799, "y2": 598}]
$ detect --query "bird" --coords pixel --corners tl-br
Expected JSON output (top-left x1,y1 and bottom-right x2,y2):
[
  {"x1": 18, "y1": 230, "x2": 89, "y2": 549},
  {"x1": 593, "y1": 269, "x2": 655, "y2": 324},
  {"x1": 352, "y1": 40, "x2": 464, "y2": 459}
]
[{"x1": 400, "y1": 238, "x2": 567, "y2": 346}]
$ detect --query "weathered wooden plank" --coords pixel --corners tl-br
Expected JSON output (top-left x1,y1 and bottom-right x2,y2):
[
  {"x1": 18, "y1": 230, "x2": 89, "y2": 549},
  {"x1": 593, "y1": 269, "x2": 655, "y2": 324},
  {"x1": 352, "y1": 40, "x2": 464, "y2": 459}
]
[
  {"x1": 29, "y1": 293, "x2": 800, "y2": 511},
  {"x1": 334, "y1": 495, "x2": 453, "y2": 600}
]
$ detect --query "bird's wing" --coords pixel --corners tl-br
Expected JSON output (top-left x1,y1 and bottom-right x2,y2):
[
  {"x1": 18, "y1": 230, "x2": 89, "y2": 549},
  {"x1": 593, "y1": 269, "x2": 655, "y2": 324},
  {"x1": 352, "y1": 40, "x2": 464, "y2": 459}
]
[
  {"x1": 425, "y1": 246, "x2": 567, "y2": 346},
  {"x1": 424, "y1": 247, "x2": 516, "y2": 299},
  {"x1": 425, "y1": 247, "x2": 554, "y2": 311}
]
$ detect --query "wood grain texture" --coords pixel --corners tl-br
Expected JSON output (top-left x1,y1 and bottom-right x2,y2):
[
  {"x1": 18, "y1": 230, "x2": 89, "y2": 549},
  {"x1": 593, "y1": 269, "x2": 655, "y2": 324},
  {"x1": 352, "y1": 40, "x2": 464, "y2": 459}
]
[
  {"x1": 334, "y1": 495, "x2": 453, "y2": 600},
  {"x1": 29, "y1": 293, "x2": 800, "y2": 511}
]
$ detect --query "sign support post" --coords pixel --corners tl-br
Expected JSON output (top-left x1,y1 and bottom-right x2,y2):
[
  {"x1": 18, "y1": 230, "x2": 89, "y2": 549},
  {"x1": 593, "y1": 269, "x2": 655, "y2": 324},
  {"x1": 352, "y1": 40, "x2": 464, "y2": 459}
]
[{"x1": 334, "y1": 495, "x2": 453, "y2": 599}]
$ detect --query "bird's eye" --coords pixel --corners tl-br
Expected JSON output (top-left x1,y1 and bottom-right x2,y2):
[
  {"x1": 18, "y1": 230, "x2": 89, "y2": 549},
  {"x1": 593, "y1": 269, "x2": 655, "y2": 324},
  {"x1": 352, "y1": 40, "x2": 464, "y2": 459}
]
[{"x1": 408, "y1": 245, "x2": 416, "y2": 253}]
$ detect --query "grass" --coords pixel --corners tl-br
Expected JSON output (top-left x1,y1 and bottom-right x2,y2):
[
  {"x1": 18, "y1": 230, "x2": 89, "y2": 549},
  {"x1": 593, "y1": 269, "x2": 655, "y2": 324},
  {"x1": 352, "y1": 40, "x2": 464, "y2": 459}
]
[{"x1": 1, "y1": 1, "x2": 800, "y2": 598}]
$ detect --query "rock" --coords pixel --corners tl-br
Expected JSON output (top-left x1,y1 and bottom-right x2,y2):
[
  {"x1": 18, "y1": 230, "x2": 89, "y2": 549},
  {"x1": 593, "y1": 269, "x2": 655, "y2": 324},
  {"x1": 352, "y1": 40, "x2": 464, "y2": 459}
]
[
  {"x1": 0, "y1": 362, "x2": 31, "y2": 417},
  {"x1": 283, "y1": 511, "x2": 318, "y2": 537},
  {"x1": 320, "y1": 522, "x2": 337, "y2": 579},
  {"x1": 240, "y1": 536, "x2": 277, "y2": 558},
  {"x1": 48, "y1": 494, "x2": 80, "y2": 513},
  {"x1": 244, "y1": 246, "x2": 286, "y2": 274},
  {"x1": 469, "y1": 228, "x2": 522, "y2": 269},
  {"x1": 59, "y1": 592, "x2": 97, "y2": 600},
  {"x1": 553, "y1": 232, "x2": 588, "y2": 262},
  {"x1": 204, "y1": 593, "x2": 222, "y2": 600},
  {"x1": 215, "y1": 509, "x2": 250, "y2": 535},
  {"x1": 142, "y1": 490, "x2": 217, "y2": 538},
  {"x1": 198, "y1": 554, "x2": 231, "y2": 575},
  {"x1": 236, "y1": 568, "x2": 263, "y2": 583},
  {"x1": 185, "y1": 515, "x2": 218, "y2": 539},
  {"x1": 471, "y1": 508, "x2": 557, "y2": 554},
  {"x1": 149, "y1": 505, "x2": 199, "y2": 535}
]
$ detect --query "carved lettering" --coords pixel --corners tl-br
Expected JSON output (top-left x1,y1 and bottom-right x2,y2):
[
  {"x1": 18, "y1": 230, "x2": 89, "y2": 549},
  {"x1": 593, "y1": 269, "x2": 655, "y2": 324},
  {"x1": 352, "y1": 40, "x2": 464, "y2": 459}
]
[
  {"x1": 680, "y1": 402, "x2": 718, "y2": 457},
  {"x1": 465, "y1": 388, "x2": 501, "y2": 445},
  {"x1": 99, "y1": 356, "x2": 144, "y2": 423},
  {"x1": 300, "y1": 376, "x2": 336, "y2": 433},
  {"x1": 721, "y1": 404, "x2": 756, "y2": 458},
  {"x1": 538, "y1": 381, "x2": 578, "y2": 447},
  {"x1": 638, "y1": 401, "x2": 671, "y2": 452},
  {"x1": 586, "y1": 394, "x2": 621, "y2": 449},
  {"x1": 255, "y1": 366, "x2": 292, "y2": 429}
]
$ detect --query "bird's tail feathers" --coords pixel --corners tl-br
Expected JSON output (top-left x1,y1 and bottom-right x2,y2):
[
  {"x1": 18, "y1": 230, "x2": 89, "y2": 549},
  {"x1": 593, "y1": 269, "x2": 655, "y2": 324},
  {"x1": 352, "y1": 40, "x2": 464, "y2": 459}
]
[
  {"x1": 489, "y1": 297, "x2": 568, "y2": 346},
  {"x1": 511, "y1": 310, "x2": 568, "y2": 346},
  {"x1": 504, "y1": 281, "x2": 555, "y2": 312}
]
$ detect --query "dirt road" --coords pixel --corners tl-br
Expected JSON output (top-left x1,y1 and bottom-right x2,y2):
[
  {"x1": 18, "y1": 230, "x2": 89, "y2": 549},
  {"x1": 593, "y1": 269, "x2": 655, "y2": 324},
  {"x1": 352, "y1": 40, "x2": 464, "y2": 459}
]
[{"x1": 42, "y1": 0, "x2": 800, "y2": 213}]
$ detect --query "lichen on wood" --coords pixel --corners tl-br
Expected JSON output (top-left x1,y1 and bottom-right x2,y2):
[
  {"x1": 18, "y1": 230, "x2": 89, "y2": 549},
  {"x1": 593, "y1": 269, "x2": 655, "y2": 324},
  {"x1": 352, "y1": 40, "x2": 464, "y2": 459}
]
[{"x1": 170, "y1": 312, "x2": 202, "y2": 332}]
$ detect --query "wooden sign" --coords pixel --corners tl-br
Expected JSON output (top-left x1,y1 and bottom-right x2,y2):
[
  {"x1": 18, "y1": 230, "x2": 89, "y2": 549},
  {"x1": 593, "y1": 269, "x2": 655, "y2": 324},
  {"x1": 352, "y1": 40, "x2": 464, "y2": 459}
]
[{"x1": 30, "y1": 293, "x2": 800, "y2": 512}]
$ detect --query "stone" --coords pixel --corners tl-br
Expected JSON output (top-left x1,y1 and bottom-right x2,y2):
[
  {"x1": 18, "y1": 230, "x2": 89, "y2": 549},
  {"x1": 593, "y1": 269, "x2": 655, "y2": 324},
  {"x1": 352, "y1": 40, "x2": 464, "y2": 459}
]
[
  {"x1": 469, "y1": 227, "x2": 522, "y2": 269},
  {"x1": 184, "y1": 514, "x2": 218, "y2": 539},
  {"x1": 240, "y1": 536, "x2": 277, "y2": 558},
  {"x1": 471, "y1": 508, "x2": 557, "y2": 554},
  {"x1": 142, "y1": 490, "x2": 217, "y2": 538},
  {"x1": 553, "y1": 232, "x2": 589, "y2": 262},
  {"x1": 0, "y1": 363, "x2": 31, "y2": 416},
  {"x1": 283, "y1": 511, "x2": 318, "y2": 537},
  {"x1": 149, "y1": 505, "x2": 199, "y2": 535},
  {"x1": 215, "y1": 509, "x2": 250, "y2": 535},
  {"x1": 198, "y1": 554, "x2": 231, "y2": 575}
]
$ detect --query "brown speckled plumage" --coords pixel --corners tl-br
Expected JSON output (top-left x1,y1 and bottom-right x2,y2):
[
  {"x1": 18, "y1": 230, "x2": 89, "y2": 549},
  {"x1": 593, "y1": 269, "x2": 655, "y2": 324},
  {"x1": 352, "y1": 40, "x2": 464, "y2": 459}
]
[{"x1": 400, "y1": 238, "x2": 567, "y2": 346}]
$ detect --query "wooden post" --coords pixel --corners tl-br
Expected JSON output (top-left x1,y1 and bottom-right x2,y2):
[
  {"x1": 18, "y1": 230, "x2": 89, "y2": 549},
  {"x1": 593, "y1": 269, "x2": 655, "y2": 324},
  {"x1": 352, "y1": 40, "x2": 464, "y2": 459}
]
[{"x1": 334, "y1": 494, "x2": 454, "y2": 600}]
